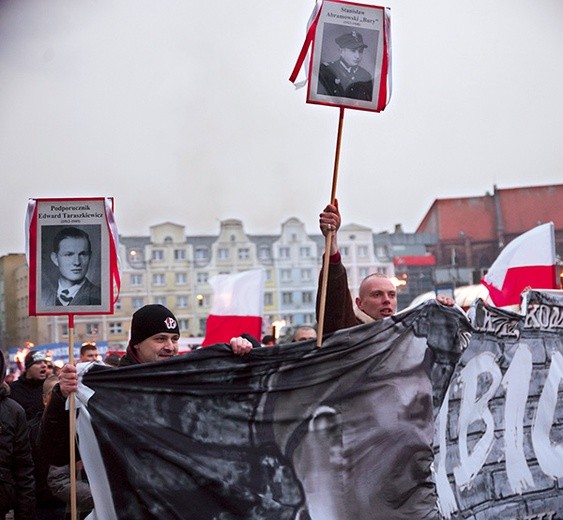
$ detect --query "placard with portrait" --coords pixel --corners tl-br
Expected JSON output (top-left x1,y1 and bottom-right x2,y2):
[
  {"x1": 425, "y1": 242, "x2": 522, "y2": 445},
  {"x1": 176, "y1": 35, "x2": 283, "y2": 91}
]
[
  {"x1": 306, "y1": 0, "x2": 391, "y2": 112},
  {"x1": 27, "y1": 197, "x2": 119, "y2": 316}
]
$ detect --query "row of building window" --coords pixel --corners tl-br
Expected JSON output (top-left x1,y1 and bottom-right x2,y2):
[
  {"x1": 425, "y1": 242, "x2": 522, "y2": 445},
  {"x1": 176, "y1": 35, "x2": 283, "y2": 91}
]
[
  {"x1": 149, "y1": 247, "x2": 256, "y2": 262},
  {"x1": 59, "y1": 311, "x2": 319, "y2": 338},
  {"x1": 129, "y1": 268, "x2": 320, "y2": 287},
  {"x1": 130, "y1": 296, "x2": 195, "y2": 309},
  {"x1": 131, "y1": 272, "x2": 209, "y2": 286},
  {"x1": 61, "y1": 317, "x2": 194, "y2": 336},
  {"x1": 147, "y1": 246, "x2": 317, "y2": 262},
  {"x1": 279, "y1": 292, "x2": 314, "y2": 305},
  {"x1": 127, "y1": 291, "x2": 314, "y2": 310},
  {"x1": 137, "y1": 243, "x2": 384, "y2": 265},
  {"x1": 58, "y1": 317, "x2": 209, "y2": 338}
]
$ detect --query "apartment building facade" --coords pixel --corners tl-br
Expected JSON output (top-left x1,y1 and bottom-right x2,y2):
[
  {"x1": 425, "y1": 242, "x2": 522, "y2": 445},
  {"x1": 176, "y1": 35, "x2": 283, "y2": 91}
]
[{"x1": 1, "y1": 217, "x2": 399, "y2": 351}]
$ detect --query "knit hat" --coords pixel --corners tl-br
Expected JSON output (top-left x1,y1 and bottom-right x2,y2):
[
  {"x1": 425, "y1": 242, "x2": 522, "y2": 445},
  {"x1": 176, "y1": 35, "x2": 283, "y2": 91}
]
[
  {"x1": 25, "y1": 350, "x2": 47, "y2": 370},
  {"x1": 128, "y1": 304, "x2": 180, "y2": 348}
]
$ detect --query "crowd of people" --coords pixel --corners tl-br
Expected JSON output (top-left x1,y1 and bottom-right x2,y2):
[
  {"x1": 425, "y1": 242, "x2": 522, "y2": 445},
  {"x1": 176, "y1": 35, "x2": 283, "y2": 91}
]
[{"x1": 1, "y1": 203, "x2": 455, "y2": 519}]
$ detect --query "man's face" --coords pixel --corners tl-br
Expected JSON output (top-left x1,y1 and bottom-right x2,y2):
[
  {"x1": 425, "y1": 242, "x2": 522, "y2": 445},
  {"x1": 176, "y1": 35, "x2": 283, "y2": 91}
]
[
  {"x1": 80, "y1": 349, "x2": 98, "y2": 362},
  {"x1": 340, "y1": 47, "x2": 364, "y2": 67},
  {"x1": 26, "y1": 361, "x2": 48, "y2": 381},
  {"x1": 51, "y1": 237, "x2": 91, "y2": 284},
  {"x1": 293, "y1": 328, "x2": 317, "y2": 342},
  {"x1": 356, "y1": 277, "x2": 397, "y2": 320},
  {"x1": 134, "y1": 332, "x2": 179, "y2": 363}
]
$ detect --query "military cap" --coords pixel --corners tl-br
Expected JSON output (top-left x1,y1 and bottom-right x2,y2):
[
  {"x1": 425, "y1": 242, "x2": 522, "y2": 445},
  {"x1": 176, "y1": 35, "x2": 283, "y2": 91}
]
[{"x1": 335, "y1": 31, "x2": 368, "y2": 50}]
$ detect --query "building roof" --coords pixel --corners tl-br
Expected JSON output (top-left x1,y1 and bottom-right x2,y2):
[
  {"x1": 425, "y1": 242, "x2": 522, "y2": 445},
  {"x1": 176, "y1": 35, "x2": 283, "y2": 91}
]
[
  {"x1": 416, "y1": 184, "x2": 563, "y2": 240},
  {"x1": 497, "y1": 184, "x2": 563, "y2": 233}
]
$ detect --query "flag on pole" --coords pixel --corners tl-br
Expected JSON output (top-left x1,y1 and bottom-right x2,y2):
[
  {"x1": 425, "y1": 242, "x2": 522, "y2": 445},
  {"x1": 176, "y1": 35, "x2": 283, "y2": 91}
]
[
  {"x1": 202, "y1": 269, "x2": 265, "y2": 346},
  {"x1": 481, "y1": 222, "x2": 557, "y2": 307}
]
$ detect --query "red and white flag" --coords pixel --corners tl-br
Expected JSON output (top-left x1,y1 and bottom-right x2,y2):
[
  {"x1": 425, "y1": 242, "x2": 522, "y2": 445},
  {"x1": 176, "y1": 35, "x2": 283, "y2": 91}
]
[
  {"x1": 481, "y1": 222, "x2": 557, "y2": 307},
  {"x1": 202, "y1": 269, "x2": 265, "y2": 346}
]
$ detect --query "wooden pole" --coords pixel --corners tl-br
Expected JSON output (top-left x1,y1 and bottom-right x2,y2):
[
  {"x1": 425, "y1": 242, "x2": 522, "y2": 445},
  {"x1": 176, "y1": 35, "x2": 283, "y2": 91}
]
[
  {"x1": 68, "y1": 315, "x2": 77, "y2": 520},
  {"x1": 316, "y1": 107, "x2": 345, "y2": 347}
]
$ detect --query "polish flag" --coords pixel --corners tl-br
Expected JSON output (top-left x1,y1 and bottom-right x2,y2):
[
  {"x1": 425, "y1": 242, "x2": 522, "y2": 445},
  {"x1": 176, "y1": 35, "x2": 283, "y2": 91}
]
[
  {"x1": 202, "y1": 269, "x2": 265, "y2": 346},
  {"x1": 481, "y1": 222, "x2": 557, "y2": 307}
]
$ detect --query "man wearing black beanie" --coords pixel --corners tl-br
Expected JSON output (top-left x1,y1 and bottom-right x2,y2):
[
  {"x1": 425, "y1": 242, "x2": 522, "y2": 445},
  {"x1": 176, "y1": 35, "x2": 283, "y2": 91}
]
[
  {"x1": 9, "y1": 350, "x2": 49, "y2": 421},
  {"x1": 119, "y1": 304, "x2": 182, "y2": 366},
  {"x1": 39, "y1": 304, "x2": 254, "y2": 504},
  {"x1": 55, "y1": 304, "x2": 253, "y2": 395}
]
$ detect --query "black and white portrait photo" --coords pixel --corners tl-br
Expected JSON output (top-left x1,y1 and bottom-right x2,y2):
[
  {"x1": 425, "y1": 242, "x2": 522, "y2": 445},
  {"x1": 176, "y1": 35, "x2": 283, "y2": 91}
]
[
  {"x1": 40, "y1": 225, "x2": 102, "y2": 307},
  {"x1": 28, "y1": 197, "x2": 116, "y2": 315},
  {"x1": 306, "y1": 0, "x2": 390, "y2": 112},
  {"x1": 317, "y1": 26, "x2": 376, "y2": 101}
]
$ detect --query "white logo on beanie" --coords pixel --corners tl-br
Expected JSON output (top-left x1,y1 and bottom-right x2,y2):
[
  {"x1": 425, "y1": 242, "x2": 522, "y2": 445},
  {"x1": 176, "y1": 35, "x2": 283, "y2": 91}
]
[{"x1": 164, "y1": 317, "x2": 177, "y2": 330}]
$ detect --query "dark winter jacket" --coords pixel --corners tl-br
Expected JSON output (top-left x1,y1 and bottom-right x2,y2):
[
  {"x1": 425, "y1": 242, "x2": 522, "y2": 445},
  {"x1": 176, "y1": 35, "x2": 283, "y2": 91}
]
[
  {"x1": 8, "y1": 375, "x2": 45, "y2": 421},
  {"x1": 315, "y1": 256, "x2": 366, "y2": 336},
  {"x1": 37, "y1": 385, "x2": 70, "y2": 468},
  {"x1": 0, "y1": 382, "x2": 35, "y2": 519},
  {"x1": 118, "y1": 347, "x2": 141, "y2": 367},
  {"x1": 29, "y1": 410, "x2": 66, "y2": 511}
]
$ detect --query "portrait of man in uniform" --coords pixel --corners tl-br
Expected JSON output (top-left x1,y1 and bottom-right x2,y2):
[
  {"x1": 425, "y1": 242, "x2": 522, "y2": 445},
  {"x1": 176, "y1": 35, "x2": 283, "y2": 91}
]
[
  {"x1": 40, "y1": 226, "x2": 102, "y2": 307},
  {"x1": 317, "y1": 29, "x2": 374, "y2": 101}
]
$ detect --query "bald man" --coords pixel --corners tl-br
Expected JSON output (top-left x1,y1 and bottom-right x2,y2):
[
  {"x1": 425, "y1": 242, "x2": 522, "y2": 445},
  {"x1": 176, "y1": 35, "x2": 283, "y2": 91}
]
[{"x1": 316, "y1": 201, "x2": 453, "y2": 335}]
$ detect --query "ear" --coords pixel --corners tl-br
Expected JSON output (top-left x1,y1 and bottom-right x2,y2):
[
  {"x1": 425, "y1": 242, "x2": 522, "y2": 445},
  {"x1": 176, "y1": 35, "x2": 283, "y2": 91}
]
[
  {"x1": 50, "y1": 252, "x2": 59, "y2": 267},
  {"x1": 355, "y1": 296, "x2": 362, "y2": 310}
]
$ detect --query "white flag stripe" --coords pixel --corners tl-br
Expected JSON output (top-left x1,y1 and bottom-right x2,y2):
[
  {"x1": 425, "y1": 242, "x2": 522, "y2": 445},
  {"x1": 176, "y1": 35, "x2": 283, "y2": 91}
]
[
  {"x1": 208, "y1": 269, "x2": 265, "y2": 316},
  {"x1": 483, "y1": 223, "x2": 555, "y2": 288}
]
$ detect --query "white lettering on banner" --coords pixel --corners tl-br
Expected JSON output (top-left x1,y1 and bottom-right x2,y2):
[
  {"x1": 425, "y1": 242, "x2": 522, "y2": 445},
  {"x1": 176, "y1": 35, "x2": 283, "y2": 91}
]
[
  {"x1": 518, "y1": 512, "x2": 557, "y2": 520},
  {"x1": 525, "y1": 304, "x2": 563, "y2": 330},
  {"x1": 437, "y1": 345, "x2": 562, "y2": 517},
  {"x1": 476, "y1": 311, "x2": 520, "y2": 339},
  {"x1": 435, "y1": 391, "x2": 458, "y2": 517},
  {"x1": 531, "y1": 351, "x2": 563, "y2": 479},
  {"x1": 502, "y1": 343, "x2": 535, "y2": 493},
  {"x1": 453, "y1": 353, "x2": 502, "y2": 488}
]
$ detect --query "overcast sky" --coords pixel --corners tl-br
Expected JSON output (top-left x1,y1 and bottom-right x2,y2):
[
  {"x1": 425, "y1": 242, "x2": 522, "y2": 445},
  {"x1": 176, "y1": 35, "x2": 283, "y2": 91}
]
[{"x1": 1, "y1": 0, "x2": 561, "y2": 256}]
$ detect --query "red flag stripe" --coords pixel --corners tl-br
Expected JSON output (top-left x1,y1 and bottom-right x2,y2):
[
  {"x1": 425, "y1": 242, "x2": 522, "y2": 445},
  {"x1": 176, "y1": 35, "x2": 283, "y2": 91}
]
[
  {"x1": 482, "y1": 264, "x2": 557, "y2": 307},
  {"x1": 202, "y1": 315, "x2": 263, "y2": 347}
]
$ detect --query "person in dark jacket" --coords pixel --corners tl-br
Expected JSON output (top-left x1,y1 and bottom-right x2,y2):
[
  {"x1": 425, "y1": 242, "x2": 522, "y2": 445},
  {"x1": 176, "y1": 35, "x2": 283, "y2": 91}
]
[
  {"x1": 316, "y1": 200, "x2": 398, "y2": 335},
  {"x1": 28, "y1": 376, "x2": 65, "y2": 520},
  {"x1": 41, "y1": 304, "x2": 253, "y2": 451},
  {"x1": 43, "y1": 304, "x2": 252, "y2": 460},
  {"x1": 39, "y1": 305, "x2": 253, "y2": 502},
  {"x1": 117, "y1": 304, "x2": 183, "y2": 366},
  {"x1": 316, "y1": 200, "x2": 455, "y2": 335},
  {"x1": 9, "y1": 351, "x2": 48, "y2": 421},
  {"x1": 117, "y1": 304, "x2": 252, "y2": 367},
  {"x1": 0, "y1": 354, "x2": 35, "y2": 520}
]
